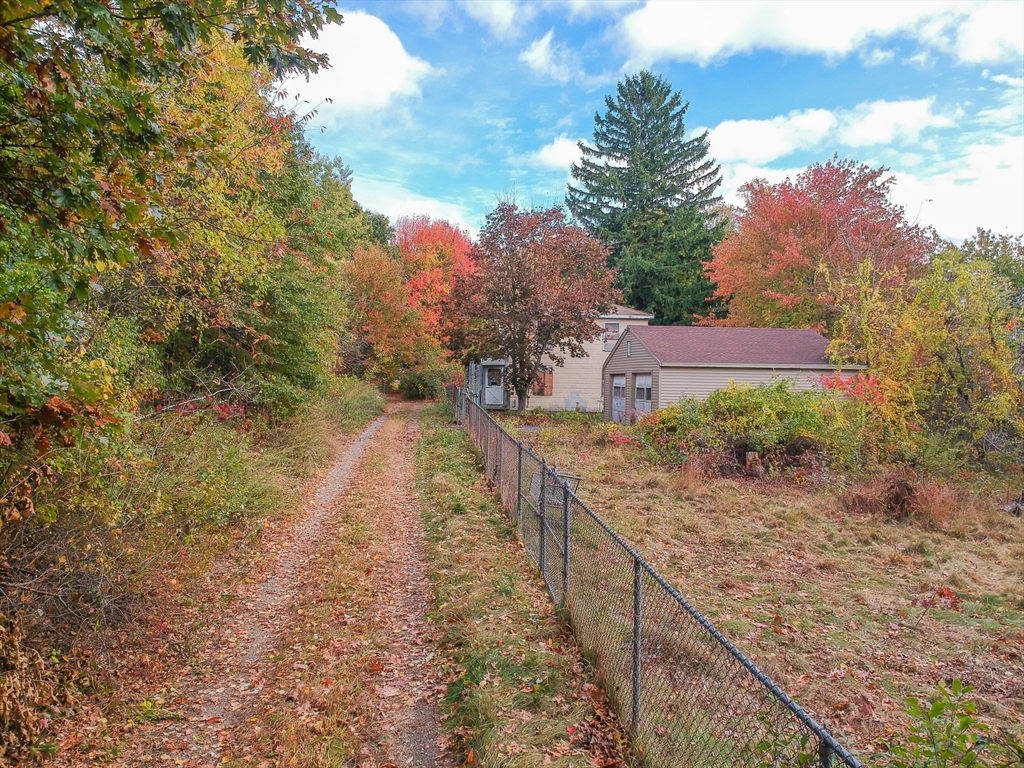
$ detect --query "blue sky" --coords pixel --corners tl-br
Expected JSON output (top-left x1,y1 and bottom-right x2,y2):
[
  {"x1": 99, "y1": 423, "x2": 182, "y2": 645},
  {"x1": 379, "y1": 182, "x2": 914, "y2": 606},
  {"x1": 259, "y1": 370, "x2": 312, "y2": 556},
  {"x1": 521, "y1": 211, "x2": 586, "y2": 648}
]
[{"x1": 283, "y1": 0, "x2": 1024, "y2": 241}]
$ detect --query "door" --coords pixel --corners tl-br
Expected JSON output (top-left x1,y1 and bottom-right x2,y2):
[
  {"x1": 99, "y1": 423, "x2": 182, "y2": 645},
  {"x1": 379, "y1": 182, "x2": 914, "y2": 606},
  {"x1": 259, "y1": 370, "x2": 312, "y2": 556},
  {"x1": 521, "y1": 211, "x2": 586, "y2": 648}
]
[
  {"x1": 634, "y1": 374, "x2": 652, "y2": 418},
  {"x1": 483, "y1": 366, "x2": 505, "y2": 407},
  {"x1": 611, "y1": 375, "x2": 626, "y2": 423}
]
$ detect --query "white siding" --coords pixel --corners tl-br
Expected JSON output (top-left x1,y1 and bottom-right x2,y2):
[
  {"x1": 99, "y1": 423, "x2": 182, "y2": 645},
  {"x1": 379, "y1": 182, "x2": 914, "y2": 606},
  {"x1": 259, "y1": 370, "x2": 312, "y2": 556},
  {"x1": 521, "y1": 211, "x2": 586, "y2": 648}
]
[
  {"x1": 525, "y1": 317, "x2": 650, "y2": 412},
  {"x1": 657, "y1": 367, "x2": 829, "y2": 407}
]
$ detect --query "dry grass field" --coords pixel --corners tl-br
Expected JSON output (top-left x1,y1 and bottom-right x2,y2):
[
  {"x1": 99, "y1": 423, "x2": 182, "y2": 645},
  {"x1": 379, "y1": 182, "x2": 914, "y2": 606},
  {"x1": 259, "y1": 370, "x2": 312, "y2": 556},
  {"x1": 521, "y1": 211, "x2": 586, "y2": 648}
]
[{"x1": 498, "y1": 412, "x2": 1024, "y2": 758}]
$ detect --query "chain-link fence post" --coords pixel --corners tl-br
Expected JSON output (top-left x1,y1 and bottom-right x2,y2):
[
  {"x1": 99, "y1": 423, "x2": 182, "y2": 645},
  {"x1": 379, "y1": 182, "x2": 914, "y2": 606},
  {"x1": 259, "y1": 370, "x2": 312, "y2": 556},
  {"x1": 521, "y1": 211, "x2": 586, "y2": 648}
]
[
  {"x1": 489, "y1": 417, "x2": 494, "y2": 480},
  {"x1": 820, "y1": 741, "x2": 835, "y2": 768},
  {"x1": 517, "y1": 441, "x2": 523, "y2": 531},
  {"x1": 539, "y1": 459, "x2": 547, "y2": 579},
  {"x1": 562, "y1": 482, "x2": 571, "y2": 604},
  {"x1": 632, "y1": 555, "x2": 642, "y2": 729}
]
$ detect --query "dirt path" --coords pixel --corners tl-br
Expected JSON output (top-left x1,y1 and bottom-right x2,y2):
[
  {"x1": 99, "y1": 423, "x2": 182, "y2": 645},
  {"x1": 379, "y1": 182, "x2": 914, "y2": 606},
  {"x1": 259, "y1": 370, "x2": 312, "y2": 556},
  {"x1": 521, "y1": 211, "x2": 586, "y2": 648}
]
[
  {"x1": 357, "y1": 408, "x2": 450, "y2": 767},
  {"x1": 71, "y1": 402, "x2": 450, "y2": 767}
]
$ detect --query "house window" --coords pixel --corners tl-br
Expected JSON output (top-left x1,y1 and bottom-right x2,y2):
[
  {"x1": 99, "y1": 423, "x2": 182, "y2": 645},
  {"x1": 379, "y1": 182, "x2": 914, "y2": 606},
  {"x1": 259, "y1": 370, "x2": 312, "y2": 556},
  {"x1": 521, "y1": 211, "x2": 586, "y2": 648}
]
[
  {"x1": 634, "y1": 374, "x2": 652, "y2": 415},
  {"x1": 626, "y1": 341, "x2": 632, "y2": 357},
  {"x1": 533, "y1": 368, "x2": 553, "y2": 396},
  {"x1": 603, "y1": 322, "x2": 620, "y2": 352},
  {"x1": 486, "y1": 368, "x2": 502, "y2": 387}
]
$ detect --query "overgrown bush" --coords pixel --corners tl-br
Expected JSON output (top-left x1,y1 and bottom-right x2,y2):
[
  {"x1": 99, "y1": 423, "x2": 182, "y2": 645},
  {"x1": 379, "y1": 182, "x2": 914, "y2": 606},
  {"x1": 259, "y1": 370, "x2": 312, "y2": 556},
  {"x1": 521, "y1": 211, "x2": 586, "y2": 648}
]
[
  {"x1": 399, "y1": 354, "x2": 459, "y2": 400},
  {"x1": 637, "y1": 382, "x2": 857, "y2": 474},
  {"x1": 0, "y1": 380, "x2": 383, "y2": 751}
]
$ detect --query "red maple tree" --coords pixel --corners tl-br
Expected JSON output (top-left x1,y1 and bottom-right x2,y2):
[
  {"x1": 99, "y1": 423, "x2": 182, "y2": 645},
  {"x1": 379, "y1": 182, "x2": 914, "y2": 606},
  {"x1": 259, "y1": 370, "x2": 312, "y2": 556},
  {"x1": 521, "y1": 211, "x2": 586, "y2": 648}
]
[
  {"x1": 703, "y1": 158, "x2": 932, "y2": 331},
  {"x1": 459, "y1": 203, "x2": 618, "y2": 411}
]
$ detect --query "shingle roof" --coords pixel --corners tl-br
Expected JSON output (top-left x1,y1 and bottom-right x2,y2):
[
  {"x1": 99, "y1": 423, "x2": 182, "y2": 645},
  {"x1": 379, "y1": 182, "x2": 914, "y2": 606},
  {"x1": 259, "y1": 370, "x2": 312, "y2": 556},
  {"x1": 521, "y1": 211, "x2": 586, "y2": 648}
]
[
  {"x1": 628, "y1": 326, "x2": 833, "y2": 367},
  {"x1": 602, "y1": 304, "x2": 654, "y2": 319}
]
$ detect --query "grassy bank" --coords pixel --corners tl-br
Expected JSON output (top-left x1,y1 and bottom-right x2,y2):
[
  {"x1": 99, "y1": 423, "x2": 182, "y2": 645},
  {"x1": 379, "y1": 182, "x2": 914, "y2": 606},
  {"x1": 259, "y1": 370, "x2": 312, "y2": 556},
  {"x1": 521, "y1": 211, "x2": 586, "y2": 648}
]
[{"x1": 416, "y1": 403, "x2": 629, "y2": 767}]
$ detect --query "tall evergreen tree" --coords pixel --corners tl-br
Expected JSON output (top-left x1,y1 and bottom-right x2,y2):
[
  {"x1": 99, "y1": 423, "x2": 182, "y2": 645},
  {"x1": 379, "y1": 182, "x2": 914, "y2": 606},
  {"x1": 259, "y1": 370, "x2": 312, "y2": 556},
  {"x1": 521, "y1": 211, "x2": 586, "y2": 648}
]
[{"x1": 567, "y1": 70, "x2": 724, "y2": 324}]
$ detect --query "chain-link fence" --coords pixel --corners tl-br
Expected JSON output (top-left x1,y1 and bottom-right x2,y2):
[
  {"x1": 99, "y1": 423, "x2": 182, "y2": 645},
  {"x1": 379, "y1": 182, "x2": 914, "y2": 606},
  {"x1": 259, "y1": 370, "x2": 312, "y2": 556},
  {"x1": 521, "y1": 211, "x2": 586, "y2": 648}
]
[{"x1": 448, "y1": 386, "x2": 863, "y2": 768}]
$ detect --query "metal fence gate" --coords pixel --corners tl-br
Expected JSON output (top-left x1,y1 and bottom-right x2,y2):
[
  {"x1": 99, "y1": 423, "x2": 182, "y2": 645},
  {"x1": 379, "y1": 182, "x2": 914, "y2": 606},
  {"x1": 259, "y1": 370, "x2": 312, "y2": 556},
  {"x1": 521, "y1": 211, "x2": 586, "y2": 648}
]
[{"x1": 447, "y1": 386, "x2": 863, "y2": 768}]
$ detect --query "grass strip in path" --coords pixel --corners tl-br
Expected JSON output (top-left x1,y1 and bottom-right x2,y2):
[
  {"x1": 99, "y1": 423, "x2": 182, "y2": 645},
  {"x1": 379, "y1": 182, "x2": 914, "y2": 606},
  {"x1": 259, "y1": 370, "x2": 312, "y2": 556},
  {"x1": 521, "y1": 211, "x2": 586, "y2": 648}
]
[{"x1": 416, "y1": 403, "x2": 630, "y2": 768}]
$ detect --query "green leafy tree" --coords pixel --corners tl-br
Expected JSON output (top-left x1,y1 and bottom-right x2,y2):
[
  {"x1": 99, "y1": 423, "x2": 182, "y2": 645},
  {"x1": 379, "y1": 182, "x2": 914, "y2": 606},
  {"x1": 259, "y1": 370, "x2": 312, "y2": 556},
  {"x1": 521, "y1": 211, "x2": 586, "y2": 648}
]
[
  {"x1": 567, "y1": 70, "x2": 723, "y2": 323},
  {"x1": 0, "y1": 0, "x2": 337, "y2": 454},
  {"x1": 958, "y1": 229, "x2": 1024, "y2": 309},
  {"x1": 828, "y1": 249, "x2": 1024, "y2": 460}
]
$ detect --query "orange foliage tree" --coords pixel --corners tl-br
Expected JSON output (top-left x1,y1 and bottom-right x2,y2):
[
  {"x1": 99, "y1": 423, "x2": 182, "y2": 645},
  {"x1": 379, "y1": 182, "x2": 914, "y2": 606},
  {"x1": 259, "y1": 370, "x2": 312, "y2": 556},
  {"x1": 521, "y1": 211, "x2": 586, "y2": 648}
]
[
  {"x1": 342, "y1": 245, "x2": 426, "y2": 382},
  {"x1": 392, "y1": 215, "x2": 475, "y2": 346},
  {"x1": 703, "y1": 158, "x2": 932, "y2": 331}
]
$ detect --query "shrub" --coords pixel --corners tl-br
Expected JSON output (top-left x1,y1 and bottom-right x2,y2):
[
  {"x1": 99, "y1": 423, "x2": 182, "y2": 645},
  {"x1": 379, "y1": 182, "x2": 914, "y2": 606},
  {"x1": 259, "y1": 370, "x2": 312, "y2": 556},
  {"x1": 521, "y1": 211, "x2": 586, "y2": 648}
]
[
  {"x1": 399, "y1": 354, "x2": 459, "y2": 400},
  {"x1": 878, "y1": 679, "x2": 1024, "y2": 767},
  {"x1": 637, "y1": 382, "x2": 852, "y2": 473}
]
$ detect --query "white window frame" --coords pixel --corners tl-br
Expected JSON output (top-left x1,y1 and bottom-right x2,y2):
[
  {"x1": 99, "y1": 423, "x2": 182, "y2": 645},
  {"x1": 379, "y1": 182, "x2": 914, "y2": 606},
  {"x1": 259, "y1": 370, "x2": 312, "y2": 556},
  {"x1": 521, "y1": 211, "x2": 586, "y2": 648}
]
[
  {"x1": 603, "y1": 322, "x2": 620, "y2": 352},
  {"x1": 634, "y1": 373, "x2": 652, "y2": 414}
]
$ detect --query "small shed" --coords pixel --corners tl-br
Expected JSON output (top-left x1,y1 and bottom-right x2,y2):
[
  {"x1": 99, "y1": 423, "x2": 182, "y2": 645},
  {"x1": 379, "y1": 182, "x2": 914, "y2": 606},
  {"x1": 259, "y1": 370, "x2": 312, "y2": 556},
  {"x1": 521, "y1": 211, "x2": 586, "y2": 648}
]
[
  {"x1": 465, "y1": 358, "x2": 511, "y2": 409},
  {"x1": 602, "y1": 326, "x2": 854, "y2": 423}
]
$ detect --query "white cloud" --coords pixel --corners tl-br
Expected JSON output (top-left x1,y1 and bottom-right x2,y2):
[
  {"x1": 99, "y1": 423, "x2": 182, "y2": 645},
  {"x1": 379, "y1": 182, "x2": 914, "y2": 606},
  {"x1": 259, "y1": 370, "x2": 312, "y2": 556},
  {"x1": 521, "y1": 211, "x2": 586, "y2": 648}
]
[
  {"x1": 953, "y1": 1, "x2": 1024, "y2": 64},
  {"x1": 989, "y1": 73, "x2": 1024, "y2": 88},
  {"x1": 718, "y1": 162, "x2": 806, "y2": 205},
  {"x1": 860, "y1": 47, "x2": 895, "y2": 67},
  {"x1": 461, "y1": 0, "x2": 534, "y2": 38},
  {"x1": 978, "y1": 71, "x2": 1024, "y2": 124},
  {"x1": 401, "y1": 0, "x2": 452, "y2": 33},
  {"x1": 836, "y1": 98, "x2": 954, "y2": 147},
  {"x1": 520, "y1": 30, "x2": 613, "y2": 87},
  {"x1": 521, "y1": 135, "x2": 585, "y2": 170},
  {"x1": 352, "y1": 176, "x2": 478, "y2": 236},
  {"x1": 708, "y1": 109, "x2": 836, "y2": 164},
  {"x1": 521, "y1": 30, "x2": 574, "y2": 82},
  {"x1": 618, "y1": 1, "x2": 1023, "y2": 68},
  {"x1": 889, "y1": 134, "x2": 1024, "y2": 241},
  {"x1": 705, "y1": 99, "x2": 952, "y2": 166},
  {"x1": 282, "y1": 13, "x2": 434, "y2": 121},
  {"x1": 552, "y1": 0, "x2": 640, "y2": 21}
]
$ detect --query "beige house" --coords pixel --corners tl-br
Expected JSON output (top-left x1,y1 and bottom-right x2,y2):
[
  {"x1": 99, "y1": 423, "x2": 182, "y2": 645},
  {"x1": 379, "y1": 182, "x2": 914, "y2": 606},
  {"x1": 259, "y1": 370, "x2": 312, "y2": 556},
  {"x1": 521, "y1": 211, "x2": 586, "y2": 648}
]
[
  {"x1": 467, "y1": 305, "x2": 653, "y2": 412},
  {"x1": 602, "y1": 326, "x2": 852, "y2": 423}
]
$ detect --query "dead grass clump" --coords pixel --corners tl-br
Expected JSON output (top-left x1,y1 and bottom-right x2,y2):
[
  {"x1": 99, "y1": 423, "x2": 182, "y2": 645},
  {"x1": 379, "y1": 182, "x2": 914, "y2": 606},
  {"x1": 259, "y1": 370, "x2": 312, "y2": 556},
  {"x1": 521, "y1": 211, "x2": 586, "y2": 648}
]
[
  {"x1": 670, "y1": 461, "x2": 707, "y2": 496},
  {"x1": 838, "y1": 472, "x2": 993, "y2": 534},
  {"x1": 1, "y1": 619, "x2": 68, "y2": 760},
  {"x1": 910, "y1": 480, "x2": 988, "y2": 532}
]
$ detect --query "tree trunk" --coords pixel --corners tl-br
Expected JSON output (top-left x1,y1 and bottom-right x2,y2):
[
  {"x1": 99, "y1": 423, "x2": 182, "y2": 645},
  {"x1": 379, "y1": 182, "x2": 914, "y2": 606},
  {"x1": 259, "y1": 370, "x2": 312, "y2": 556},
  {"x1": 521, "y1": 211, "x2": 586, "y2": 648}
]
[{"x1": 516, "y1": 387, "x2": 527, "y2": 413}]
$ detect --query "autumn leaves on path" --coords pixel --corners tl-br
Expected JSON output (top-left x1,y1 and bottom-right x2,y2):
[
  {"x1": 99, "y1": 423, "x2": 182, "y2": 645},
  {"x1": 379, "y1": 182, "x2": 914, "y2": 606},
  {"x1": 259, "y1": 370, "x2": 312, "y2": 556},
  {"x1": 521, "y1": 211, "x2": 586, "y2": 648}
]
[{"x1": 87, "y1": 402, "x2": 451, "y2": 767}]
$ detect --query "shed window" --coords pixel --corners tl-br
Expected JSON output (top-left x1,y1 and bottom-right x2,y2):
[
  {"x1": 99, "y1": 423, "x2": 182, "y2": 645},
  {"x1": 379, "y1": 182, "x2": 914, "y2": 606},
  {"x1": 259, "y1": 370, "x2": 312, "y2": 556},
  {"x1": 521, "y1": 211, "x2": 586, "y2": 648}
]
[
  {"x1": 634, "y1": 374, "x2": 652, "y2": 414},
  {"x1": 603, "y1": 322, "x2": 620, "y2": 351},
  {"x1": 533, "y1": 368, "x2": 553, "y2": 396}
]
